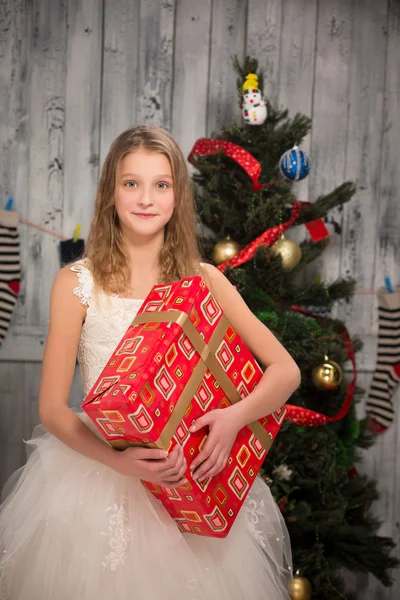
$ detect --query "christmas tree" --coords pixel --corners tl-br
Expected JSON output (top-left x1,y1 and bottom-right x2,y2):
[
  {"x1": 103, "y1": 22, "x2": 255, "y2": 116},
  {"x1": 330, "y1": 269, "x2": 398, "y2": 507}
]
[{"x1": 190, "y1": 57, "x2": 398, "y2": 600}]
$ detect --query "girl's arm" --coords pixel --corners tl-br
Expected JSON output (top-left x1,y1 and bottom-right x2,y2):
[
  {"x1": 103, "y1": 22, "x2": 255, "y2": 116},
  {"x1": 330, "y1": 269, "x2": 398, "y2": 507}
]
[
  {"x1": 39, "y1": 267, "x2": 122, "y2": 467},
  {"x1": 190, "y1": 263, "x2": 301, "y2": 480},
  {"x1": 39, "y1": 267, "x2": 187, "y2": 486},
  {"x1": 204, "y1": 263, "x2": 301, "y2": 425}
]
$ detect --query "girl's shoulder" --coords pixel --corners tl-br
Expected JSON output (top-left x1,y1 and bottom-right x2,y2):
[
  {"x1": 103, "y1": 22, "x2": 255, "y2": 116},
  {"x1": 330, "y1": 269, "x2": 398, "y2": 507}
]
[
  {"x1": 48, "y1": 261, "x2": 91, "y2": 324},
  {"x1": 197, "y1": 261, "x2": 224, "y2": 285},
  {"x1": 196, "y1": 262, "x2": 232, "y2": 305}
]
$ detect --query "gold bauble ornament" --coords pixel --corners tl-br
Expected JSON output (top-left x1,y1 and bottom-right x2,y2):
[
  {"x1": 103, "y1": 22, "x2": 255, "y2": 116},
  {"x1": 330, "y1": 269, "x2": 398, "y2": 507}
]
[
  {"x1": 288, "y1": 575, "x2": 312, "y2": 600},
  {"x1": 212, "y1": 236, "x2": 241, "y2": 266},
  {"x1": 270, "y1": 236, "x2": 302, "y2": 271},
  {"x1": 312, "y1": 355, "x2": 343, "y2": 390}
]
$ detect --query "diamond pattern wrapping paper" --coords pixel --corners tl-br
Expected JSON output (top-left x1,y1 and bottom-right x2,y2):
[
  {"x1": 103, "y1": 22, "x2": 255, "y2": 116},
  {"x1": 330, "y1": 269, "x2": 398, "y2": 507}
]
[{"x1": 82, "y1": 276, "x2": 286, "y2": 537}]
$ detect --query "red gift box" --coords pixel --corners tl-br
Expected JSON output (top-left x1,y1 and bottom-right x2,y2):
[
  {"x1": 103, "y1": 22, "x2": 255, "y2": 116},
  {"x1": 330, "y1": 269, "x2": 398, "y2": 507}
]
[{"x1": 82, "y1": 276, "x2": 286, "y2": 537}]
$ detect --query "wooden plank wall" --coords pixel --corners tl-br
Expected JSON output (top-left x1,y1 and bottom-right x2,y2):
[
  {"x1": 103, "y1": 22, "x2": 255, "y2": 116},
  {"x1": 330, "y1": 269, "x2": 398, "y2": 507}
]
[{"x1": 0, "y1": 0, "x2": 399, "y2": 597}]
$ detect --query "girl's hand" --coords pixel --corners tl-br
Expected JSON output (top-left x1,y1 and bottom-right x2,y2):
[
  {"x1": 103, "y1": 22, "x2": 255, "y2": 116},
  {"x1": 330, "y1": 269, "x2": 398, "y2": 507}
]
[
  {"x1": 110, "y1": 443, "x2": 188, "y2": 488},
  {"x1": 189, "y1": 409, "x2": 241, "y2": 482}
]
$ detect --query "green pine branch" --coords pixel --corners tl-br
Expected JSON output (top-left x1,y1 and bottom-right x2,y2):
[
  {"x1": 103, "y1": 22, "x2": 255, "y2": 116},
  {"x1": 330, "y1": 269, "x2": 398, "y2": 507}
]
[{"x1": 295, "y1": 182, "x2": 357, "y2": 225}]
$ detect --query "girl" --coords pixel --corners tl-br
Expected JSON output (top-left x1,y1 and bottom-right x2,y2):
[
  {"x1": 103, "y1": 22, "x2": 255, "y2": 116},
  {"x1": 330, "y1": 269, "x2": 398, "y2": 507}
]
[{"x1": 0, "y1": 126, "x2": 300, "y2": 600}]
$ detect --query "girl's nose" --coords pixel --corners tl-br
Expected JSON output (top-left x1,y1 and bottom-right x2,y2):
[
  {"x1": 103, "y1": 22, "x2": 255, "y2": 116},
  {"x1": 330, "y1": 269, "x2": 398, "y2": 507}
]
[{"x1": 138, "y1": 190, "x2": 154, "y2": 206}]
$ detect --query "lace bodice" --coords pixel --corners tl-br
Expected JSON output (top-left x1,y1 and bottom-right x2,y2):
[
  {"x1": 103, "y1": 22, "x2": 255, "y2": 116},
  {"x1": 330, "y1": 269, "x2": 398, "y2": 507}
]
[{"x1": 70, "y1": 259, "x2": 144, "y2": 396}]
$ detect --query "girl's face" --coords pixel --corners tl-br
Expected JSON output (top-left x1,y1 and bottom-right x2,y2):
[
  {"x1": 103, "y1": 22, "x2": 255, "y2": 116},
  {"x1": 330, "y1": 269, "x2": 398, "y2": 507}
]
[{"x1": 115, "y1": 150, "x2": 175, "y2": 241}]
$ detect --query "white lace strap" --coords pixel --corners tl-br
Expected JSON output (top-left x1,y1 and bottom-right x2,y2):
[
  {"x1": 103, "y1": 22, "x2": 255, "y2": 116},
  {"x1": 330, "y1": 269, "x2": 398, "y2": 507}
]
[{"x1": 70, "y1": 259, "x2": 93, "y2": 307}]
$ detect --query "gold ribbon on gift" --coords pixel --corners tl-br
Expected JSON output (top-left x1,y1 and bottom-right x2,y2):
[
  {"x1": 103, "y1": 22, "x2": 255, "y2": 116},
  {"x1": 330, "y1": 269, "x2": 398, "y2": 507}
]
[{"x1": 113, "y1": 309, "x2": 273, "y2": 452}]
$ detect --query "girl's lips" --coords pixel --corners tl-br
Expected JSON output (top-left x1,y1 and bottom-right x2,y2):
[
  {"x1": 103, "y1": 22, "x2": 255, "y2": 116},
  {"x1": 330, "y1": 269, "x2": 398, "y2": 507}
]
[{"x1": 133, "y1": 213, "x2": 157, "y2": 219}]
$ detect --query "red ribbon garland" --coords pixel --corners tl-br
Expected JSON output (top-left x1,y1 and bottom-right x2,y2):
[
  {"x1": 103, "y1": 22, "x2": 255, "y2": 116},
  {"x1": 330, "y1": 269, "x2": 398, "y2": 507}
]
[
  {"x1": 217, "y1": 202, "x2": 303, "y2": 272},
  {"x1": 285, "y1": 306, "x2": 357, "y2": 427},
  {"x1": 214, "y1": 200, "x2": 329, "y2": 272},
  {"x1": 188, "y1": 138, "x2": 268, "y2": 191}
]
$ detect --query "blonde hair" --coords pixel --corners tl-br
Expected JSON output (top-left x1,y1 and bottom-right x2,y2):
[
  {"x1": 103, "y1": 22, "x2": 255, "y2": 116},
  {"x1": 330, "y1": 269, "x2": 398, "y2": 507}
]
[{"x1": 84, "y1": 125, "x2": 202, "y2": 294}]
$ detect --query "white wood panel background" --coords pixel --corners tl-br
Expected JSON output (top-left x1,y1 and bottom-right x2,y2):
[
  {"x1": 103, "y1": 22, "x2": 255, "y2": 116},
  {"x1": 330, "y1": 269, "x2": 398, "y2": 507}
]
[{"x1": 0, "y1": 1, "x2": 399, "y2": 597}]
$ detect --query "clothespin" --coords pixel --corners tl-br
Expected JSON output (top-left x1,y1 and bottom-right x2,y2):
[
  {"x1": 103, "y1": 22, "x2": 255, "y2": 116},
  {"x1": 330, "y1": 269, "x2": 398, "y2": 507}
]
[
  {"x1": 384, "y1": 277, "x2": 393, "y2": 293},
  {"x1": 5, "y1": 197, "x2": 13, "y2": 211},
  {"x1": 72, "y1": 224, "x2": 81, "y2": 243}
]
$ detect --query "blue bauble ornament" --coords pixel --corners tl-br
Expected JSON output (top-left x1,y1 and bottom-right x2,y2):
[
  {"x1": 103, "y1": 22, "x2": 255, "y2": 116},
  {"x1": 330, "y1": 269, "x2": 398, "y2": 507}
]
[{"x1": 279, "y1": 146, "x2": 310, "y2": 181}]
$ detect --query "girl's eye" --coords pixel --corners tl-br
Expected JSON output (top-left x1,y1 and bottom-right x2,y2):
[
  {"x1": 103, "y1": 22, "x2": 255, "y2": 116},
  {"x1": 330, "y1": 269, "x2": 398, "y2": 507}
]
[
  {"x1": 124, "y1": 181, "x2": 137, "y2": 188},
  {"x1": 157, "y1": 182, "x2": 169, "y2": 189}
]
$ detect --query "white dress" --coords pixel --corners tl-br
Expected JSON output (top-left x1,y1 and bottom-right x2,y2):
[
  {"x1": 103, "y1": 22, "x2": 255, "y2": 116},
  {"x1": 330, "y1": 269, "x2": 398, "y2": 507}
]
[{"x1": 0, "y1": 260, "x2": 292, "y2": 600}]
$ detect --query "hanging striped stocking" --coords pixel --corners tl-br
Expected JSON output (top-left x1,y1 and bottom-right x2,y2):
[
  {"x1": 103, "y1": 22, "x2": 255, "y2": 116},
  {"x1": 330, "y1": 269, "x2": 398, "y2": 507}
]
[
  {"x1": 0, "y1": 209, "x2": 21, "y2": 345},
  {"x1": 367, "y1": 289, "x2": 400, "y2": 431}
]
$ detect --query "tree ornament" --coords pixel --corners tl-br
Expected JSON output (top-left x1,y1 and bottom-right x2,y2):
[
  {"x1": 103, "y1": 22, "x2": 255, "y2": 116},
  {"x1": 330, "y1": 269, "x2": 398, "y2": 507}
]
[
  {"x1": 270, "y1": 236, "x2": 302, "y2": 271},
  {"x1": 312, "y1": 355, "x2": 343, "y2": 390},
  {"x1": 279, "y1": 146, "x2": 310, "y2": 181},
  {"x1": 273, "y1": 464, "x2": 293, "y2": 481},
  {"x1": 288, "y1": 575, "x2": 312, "y2": 600},
  {"x1": 212, "y1": 236, "x2": 241, "y2": 266},
  {"x1": 241, "y1": 73, "x2": 267, "y2": 125}
]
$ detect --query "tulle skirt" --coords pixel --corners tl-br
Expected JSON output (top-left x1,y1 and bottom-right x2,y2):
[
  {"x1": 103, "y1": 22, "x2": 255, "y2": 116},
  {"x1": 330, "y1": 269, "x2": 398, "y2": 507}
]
[{"x1": 0, "y1": 414, "x2": 292, "y2": 600}]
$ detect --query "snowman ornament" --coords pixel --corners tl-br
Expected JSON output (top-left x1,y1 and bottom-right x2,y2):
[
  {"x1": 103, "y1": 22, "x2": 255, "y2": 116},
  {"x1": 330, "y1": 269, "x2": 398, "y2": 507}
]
[{"x1": 242, "y1": 73, "x2": 267, "y2": 125}]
